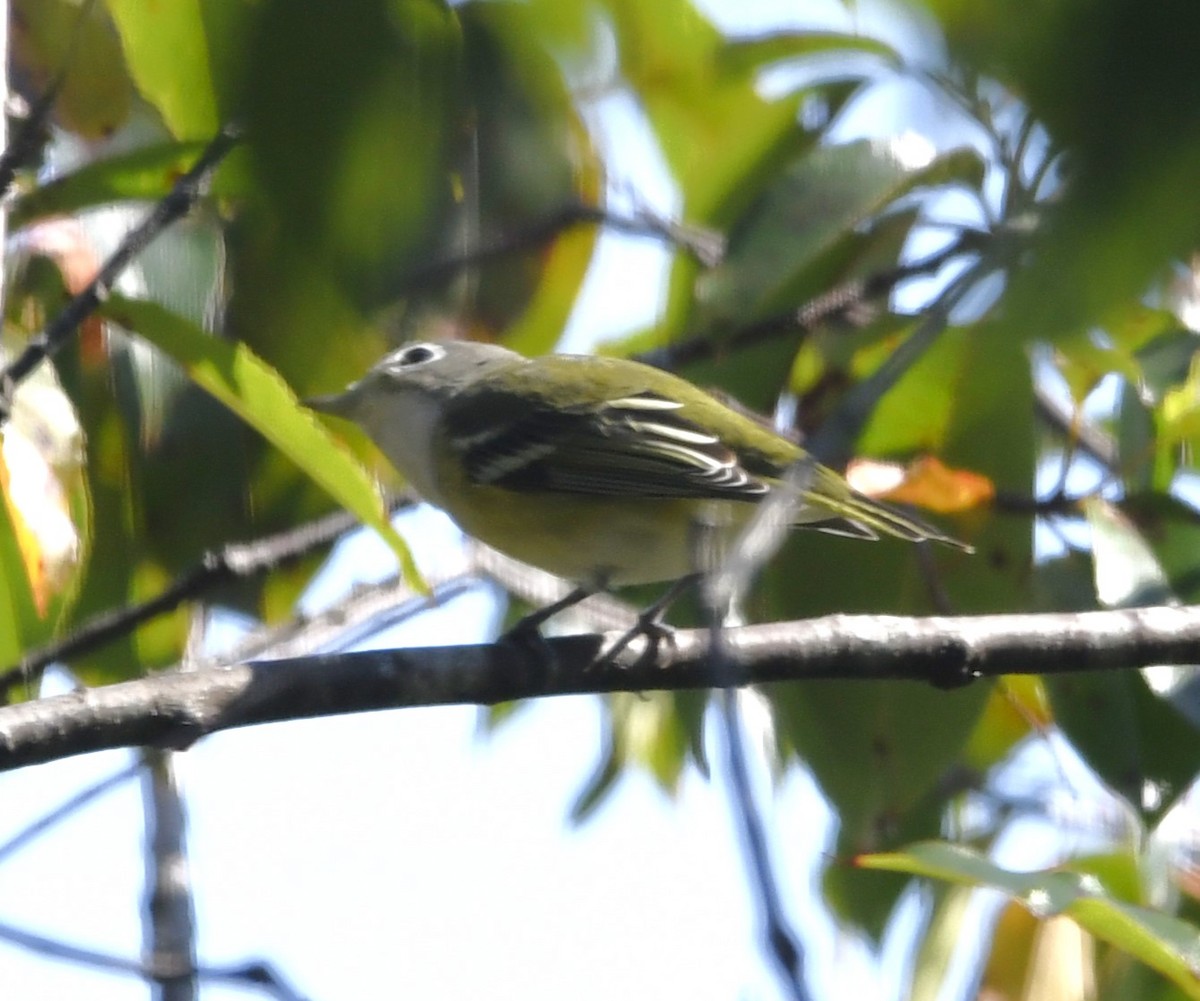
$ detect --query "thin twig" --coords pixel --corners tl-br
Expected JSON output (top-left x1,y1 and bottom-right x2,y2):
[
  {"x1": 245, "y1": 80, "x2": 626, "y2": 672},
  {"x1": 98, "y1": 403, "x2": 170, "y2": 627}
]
[
  {"x1": 0, "y1": 761, "x2": 141, "y2": 864},
  {"x1": 191, "y1": 540, "x2": 637, "y2": 668},
  {"x1": 0, "y1": 918, "x2": 306, "y2": 1001},
  {"x1": 718, "y1": 687, "x2": 811, "y2": 1001},
  {"x1": 1033, "y1": 384, "x2": 1119, "y2": 469},
  {"x1": 0, "y1": 123, "x2": 241, "y2": 422},
  {"x1": 0, "y1": 506, "x2": 362, "y2": 699},
  {"x1": 700, "y1": 493, "x2": 812, "y2": 1001},
  {"x1": 992, "y1": 490, "x2": 1083, "y2": 517},
  {"x1": 0, "y1": 0, "x2": 102, "y2": 198},
  {"x1": 393, "y1": 201, "x2": 722, "y2": 298},
  {"x1": 639, "y1": 233, "x2": 985, "y2": 374},
  {"x1": 1000, "y1": 112, "x2": 1039, "y2": 220}
]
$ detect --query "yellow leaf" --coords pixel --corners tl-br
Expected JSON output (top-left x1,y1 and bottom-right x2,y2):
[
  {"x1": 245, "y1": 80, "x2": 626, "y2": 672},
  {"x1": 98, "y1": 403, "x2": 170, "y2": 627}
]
[{"x1": 849, "y1": 455, "x2": 995, "y2": 514}]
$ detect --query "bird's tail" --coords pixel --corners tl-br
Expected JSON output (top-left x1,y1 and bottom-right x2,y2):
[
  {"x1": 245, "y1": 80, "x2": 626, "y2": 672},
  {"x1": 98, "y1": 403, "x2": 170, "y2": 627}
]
[{"x1": 796, "y1": 466, "x2": 973, "y2": 552}]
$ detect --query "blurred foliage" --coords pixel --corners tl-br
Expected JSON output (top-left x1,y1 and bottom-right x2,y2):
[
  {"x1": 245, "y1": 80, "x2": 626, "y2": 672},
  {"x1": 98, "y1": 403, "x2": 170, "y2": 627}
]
[
  {"x1": 4, "y1": 0, "x2": 1200, "y2": 995},
  {"x1": 862, "y1": 843, "x2": 1200, "y2": 1000}
]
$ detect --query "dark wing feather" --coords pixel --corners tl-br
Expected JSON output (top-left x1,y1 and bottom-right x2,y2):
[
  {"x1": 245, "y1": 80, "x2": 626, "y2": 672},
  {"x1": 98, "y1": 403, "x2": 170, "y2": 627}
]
[{"x1": 448, "y1": 391, "x2": 769, "y2": 500}]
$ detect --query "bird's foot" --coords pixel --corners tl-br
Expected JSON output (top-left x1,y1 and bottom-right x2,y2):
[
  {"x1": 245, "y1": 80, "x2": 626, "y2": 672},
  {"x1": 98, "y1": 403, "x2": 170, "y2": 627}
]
[{"x1": 592, "y1": 609, "x2": 678, "y2": 671}]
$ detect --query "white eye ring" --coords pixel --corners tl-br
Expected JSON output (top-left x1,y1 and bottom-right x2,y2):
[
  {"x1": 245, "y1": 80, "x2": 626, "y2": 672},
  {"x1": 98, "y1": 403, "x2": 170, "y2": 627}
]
[{"x1": 388, "y1": 342, "x2": 446, "y2": 370}]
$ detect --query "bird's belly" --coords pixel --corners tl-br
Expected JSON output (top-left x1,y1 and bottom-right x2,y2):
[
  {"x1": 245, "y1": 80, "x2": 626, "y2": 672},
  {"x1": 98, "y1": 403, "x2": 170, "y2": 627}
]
[{"x1": 442, "y1": 484, "x2": 747, "y2": 587}]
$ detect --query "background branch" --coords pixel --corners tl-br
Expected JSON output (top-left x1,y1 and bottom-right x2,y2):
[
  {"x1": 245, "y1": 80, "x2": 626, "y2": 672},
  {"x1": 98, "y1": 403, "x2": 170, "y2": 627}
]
[
  {"x1": 0, "y1": 122, "x2": 240, "y2": 421},
  {"x1": 2, "y1": 603, "x2": 1198, "y2": 771},
  {"x1": 0, "y1": 762, "x2": 141, "y2": 863},
  {"x1": 142, "y1": 749, "x2": 197, "y2": 1001},
  {"x1": 0, "y1": 506, "x2": 365, "y2": 698},
  {"x1": 0, "y1": 917, "x2": 305, "y2": 1001}
]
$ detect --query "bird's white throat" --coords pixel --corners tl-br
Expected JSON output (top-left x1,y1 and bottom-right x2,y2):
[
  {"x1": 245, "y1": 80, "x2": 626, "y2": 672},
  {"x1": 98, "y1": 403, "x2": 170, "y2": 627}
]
[{"x1": 357, "y1": 389, "x2": 446, "y2": 507}]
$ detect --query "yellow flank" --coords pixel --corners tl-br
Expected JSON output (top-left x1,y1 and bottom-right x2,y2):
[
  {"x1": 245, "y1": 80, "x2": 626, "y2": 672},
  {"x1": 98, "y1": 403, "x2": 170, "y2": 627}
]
[
  {"x1": 434, "y1": 442, "x2": 749, "y2": 585},
  {"x1": 452, "y1": 484, "x2": 747, "y2": 586}
]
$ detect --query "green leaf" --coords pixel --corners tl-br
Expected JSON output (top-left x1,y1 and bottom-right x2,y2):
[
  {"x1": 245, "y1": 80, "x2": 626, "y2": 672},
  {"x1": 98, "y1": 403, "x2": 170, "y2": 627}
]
[
  {"x1": 0, "y1": 358, "x2": 91, "y2": 674},
  {"x1": 13, "y1": 0, "x2": 134, "y2": 139},
  {"x1": 619, "y1": 691, "x2": 689, "y2": 794},
  {"x1": 9, "y1": 141, "x2": 244, "y2": 232},
  {"x1": 653, "y1": 209, "x2": 925, "y2": 417},
  {"x1": 239, "y1": 0, "x2": 462, "y2": 308},
  {"x1": 716, "y1": 30, "x2": 902, "y2": 78},
  {"x1": 859, "y1": 842, "x2": 1200, "y2": 1000},
  {"x1": 1161, "y1": 352, "x2": 1200, "y2": 451},
  {"x1": 1087, "y1": 497, "x2": 1174, "y2": 608},
  {"x1": 930, "y1": 2, "x2": 1200, "y2": 349},
  {"x1": 105, "y1": 0, "x2": 220, "y2": 138},
  {"x1": 570, "y1": 729, "x2": 623, "y2": 824},
  {"x1": 1049, "y1": 666, "x2": 1200, "y2": 822},
  {"x1": 766, "y1": 321, "x2": 1033, "y2": 934},
  {"x1": 47, "y1": 334, "x2": 170, "y2": 684},
  {"x1": 1117, "y1": 380, "x2": 1158, "y2": 494},
  {"x1": 1041, "y1": 499, "x2": 1200, "y2": 820},
  {"x1": 1139, "y1": 330, "x2": 1200, "y2": 403},
  {"x1": 99, "y1": 294, "x2": 422, "y2": 591},
  {"x1": 0, "y1": 476, "x2": 43, "y2": 665},
  {"x1": 600, "y1": 0, "x2": 840, "y2": 338},
  {"x1": 697, "y1": 142, "x2": 985, "y2": 328},
  {"x1": 773, "y1": 676, "x2": 987, "y2": 936},
  {"x1": 455, "y1": 0, "x2": 602, "y2": 352},
  {"x1": 907, "y1": 885, "x2": 977, "y2": 1001},
  {"x1": 604, "y1": 0, "x2": 806, "y2": 224},
  {"x1": 1123, "y1": 495, "x2": 1200, "y2": 605}
]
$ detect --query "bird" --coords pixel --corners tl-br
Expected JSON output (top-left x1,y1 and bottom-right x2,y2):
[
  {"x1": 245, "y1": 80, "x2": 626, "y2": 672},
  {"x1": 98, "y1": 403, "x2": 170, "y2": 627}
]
[{"x1": 308, "y1": 339, "x2": 967, "y2": 633}]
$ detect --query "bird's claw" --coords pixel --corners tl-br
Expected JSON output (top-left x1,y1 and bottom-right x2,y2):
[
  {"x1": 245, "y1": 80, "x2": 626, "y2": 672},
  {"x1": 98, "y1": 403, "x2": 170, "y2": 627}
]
[{"x1": 591, "y1": 614, "x2": 677, "y2": 671}]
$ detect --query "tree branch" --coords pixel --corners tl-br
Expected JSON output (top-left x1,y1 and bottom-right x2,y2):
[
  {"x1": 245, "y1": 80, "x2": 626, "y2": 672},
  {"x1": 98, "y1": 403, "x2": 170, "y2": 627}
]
[
  {"x1": 393, "y1": 201, "x2": 722, "y2": 298},
  {"x1": 0, "y1": 506, "x2": 365, "y2": 699},
  {"x1": 638, "y1": 233, "x2": 985, "y2": 373},
  {"x1": 2, "y1": 604, "x2": 1198, "y2": 771}
]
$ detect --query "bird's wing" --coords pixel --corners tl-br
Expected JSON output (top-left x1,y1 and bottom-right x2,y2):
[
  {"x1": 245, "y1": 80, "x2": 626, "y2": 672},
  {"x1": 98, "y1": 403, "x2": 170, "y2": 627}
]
[
  {"x1": 441, "y1": 383, "x2": 969, "y2": 548},
  {"x1": 445, "y1": 389, "x2": 770, "y2": 500}
]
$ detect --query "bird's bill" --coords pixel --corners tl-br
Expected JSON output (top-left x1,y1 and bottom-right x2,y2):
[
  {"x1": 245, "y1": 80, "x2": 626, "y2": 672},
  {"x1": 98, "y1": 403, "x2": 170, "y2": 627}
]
[{"x1": 303, "y1": 390, "x2": 356, "y2": 417}]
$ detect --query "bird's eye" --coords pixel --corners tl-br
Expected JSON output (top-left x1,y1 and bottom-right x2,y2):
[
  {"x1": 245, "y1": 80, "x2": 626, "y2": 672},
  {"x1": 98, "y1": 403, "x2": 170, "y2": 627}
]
[{"x1": 390, "y1": 343, "x2": 445, "y2": 369}]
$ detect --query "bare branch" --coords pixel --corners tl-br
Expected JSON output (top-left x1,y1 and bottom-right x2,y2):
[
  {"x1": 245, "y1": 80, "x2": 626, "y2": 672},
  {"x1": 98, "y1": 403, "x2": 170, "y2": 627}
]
[{"x1": 2, "y1": 604, "x2": 1199, "y2": 772}]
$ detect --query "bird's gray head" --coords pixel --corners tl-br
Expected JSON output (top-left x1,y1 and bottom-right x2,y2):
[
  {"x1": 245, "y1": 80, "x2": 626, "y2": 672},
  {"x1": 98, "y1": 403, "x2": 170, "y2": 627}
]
[
  {"x1": 308, "y1": 339, "x2": 522, "y2": 418},
  {"x1": 306, "y1": 340, "x2": 525, "y2": 505},
  {"x1": 370, "y1": 340, "x2": 522, "y2": 398}
]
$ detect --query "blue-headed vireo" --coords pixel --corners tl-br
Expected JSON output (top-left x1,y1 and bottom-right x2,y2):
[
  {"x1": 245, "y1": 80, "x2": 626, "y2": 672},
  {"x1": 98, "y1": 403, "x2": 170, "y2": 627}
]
[{"x1": 309, "y1": 341, "x2": 967, "y2": 606}]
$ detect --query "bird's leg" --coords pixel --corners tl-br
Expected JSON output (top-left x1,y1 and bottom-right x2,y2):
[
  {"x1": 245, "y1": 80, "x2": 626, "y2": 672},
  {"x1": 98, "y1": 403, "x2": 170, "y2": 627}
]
[
  {"x1": 594, "y1": 574, "x2": 701, "y2": 668},
  {"x1": 502, "y1": 585, "x2": 596, "y2": 642},
  {"x1": 495, "y1": 585, "x2": 600, "y2": 688}
]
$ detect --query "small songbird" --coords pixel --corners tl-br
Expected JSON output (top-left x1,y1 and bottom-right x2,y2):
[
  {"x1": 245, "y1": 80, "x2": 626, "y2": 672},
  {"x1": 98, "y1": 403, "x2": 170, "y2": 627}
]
[{"x1": 309, "y1": 340, "x2": 966, "y2": 616}]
